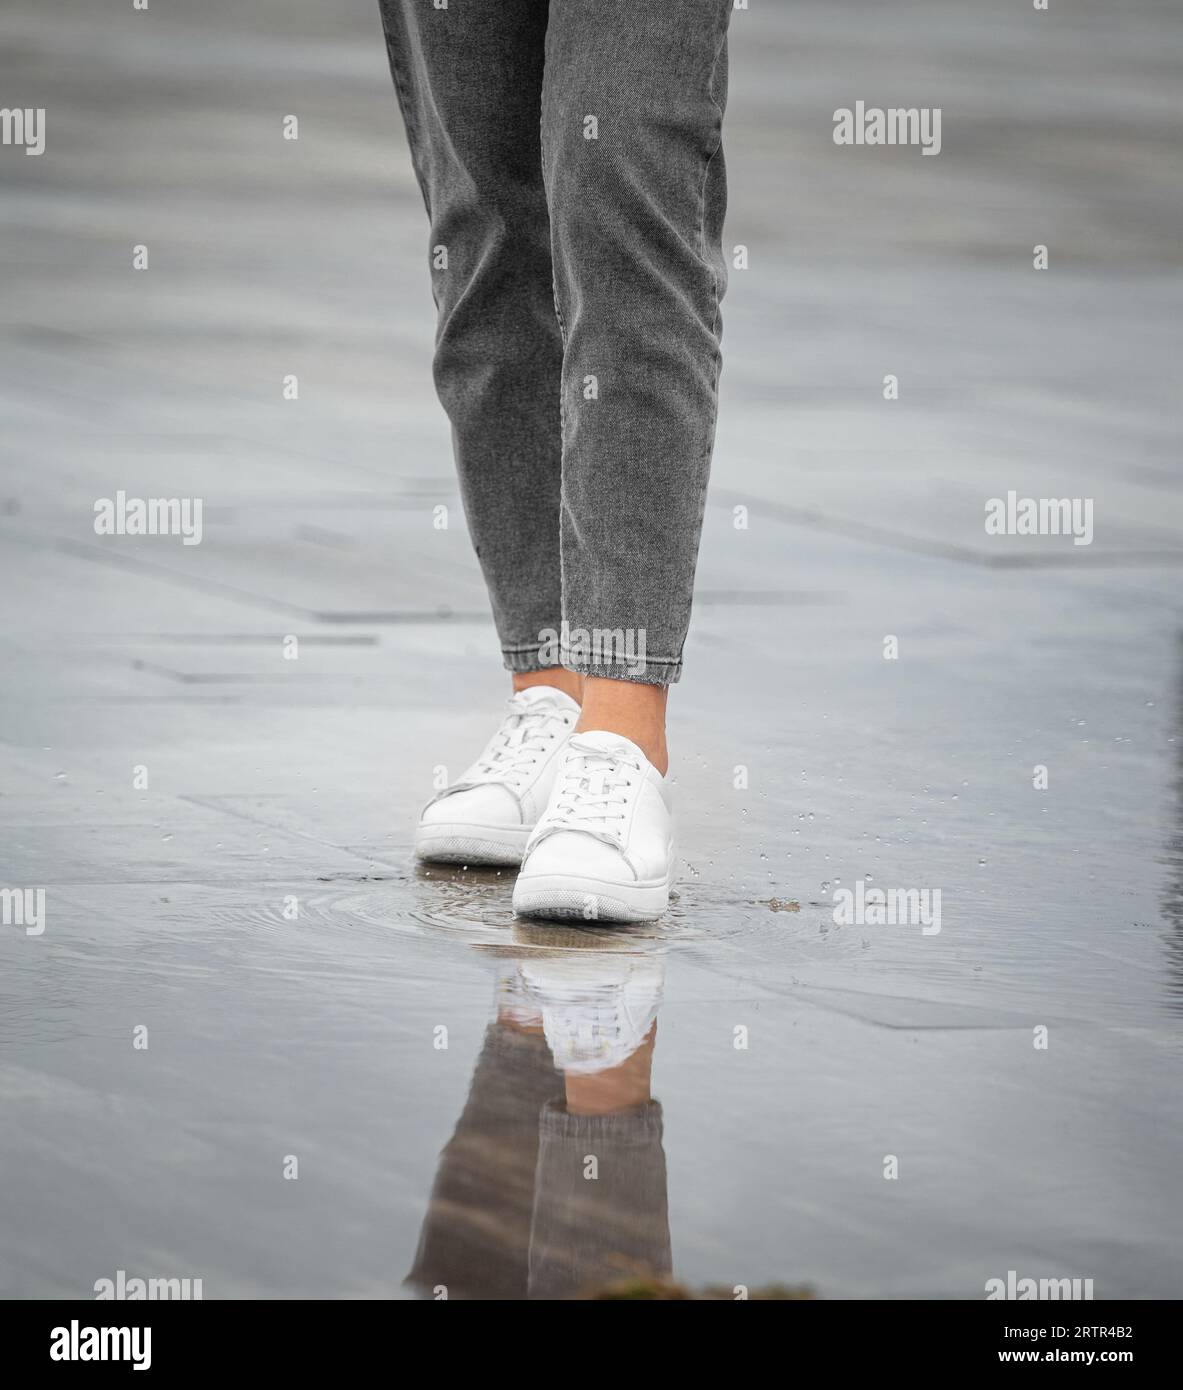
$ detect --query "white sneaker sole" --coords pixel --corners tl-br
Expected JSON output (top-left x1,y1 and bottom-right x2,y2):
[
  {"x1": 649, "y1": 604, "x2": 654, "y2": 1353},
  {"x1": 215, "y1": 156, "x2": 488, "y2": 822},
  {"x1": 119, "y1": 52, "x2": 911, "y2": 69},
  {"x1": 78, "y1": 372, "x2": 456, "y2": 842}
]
[
  {"x1": 512, "y1": 871, "x2": 670, "y2": 924},
  {"x1": 414, "y1": 821, "x2": 530, "y2": 867}
]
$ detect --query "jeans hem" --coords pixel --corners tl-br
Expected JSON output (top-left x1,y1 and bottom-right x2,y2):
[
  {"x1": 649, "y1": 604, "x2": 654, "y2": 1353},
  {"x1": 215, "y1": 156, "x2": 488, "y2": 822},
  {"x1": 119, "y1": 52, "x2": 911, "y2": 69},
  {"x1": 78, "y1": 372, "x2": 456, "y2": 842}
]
[
  {"x1": 540, "y1": 1098, "x2": 665, "y2": 1141},
  {"x1": 560, "y1": 653, "x2": 682, "y2": 688},
  {"x1": 501, "y1": 643, "x2": 561, "y2": 675}
]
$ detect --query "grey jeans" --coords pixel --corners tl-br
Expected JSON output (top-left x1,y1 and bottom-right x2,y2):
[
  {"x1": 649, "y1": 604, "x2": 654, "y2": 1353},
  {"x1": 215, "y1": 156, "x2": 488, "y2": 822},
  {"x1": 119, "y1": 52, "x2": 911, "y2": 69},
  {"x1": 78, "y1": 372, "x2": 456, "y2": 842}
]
[{"x1": 378, "y1": 0, "x2": 732, "y2": 686}]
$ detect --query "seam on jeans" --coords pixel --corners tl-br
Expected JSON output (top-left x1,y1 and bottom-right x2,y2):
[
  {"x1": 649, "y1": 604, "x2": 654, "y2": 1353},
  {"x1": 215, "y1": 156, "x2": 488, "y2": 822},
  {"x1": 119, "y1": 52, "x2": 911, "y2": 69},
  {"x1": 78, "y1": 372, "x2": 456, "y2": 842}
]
[
  {"x1": 539, "y1": 130, "x2": 569, "y2": 353},
  {"x1": 538, "y1": 36, "x2": 570, "y2": 498},
  {"x1": 696, "y1": 4, "x2": 730, "y2": 270},
  {"x1": 559, "y1": 648, "x2": 683, "y2": 669},
  {"x1": 503, "y1": 649, "x2": 553, "y2": 673},
  {"x1": 382, "y1": 7, "x2": 433, "y2": 220},
  {"x1": 560, "y1": 662, "x2": 682, "y2": 689},
  {"x1": 681, "y1": 2, "x2": 731, "y2": 673}
]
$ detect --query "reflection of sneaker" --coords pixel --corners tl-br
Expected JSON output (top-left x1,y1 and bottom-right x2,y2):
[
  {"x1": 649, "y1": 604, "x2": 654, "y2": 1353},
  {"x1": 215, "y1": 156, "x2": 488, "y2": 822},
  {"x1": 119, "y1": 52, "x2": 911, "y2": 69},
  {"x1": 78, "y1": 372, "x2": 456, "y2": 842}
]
[
  {"x1": 415, "y1": 687, "x2": 579, "y2": 865},
  {"x1": 493, "y1": 961, "x2": 543, "y2": 1030},
  {"x1": 512, "y1": 732, "x2": 673, "y2": 923},
  {"x1": 519, "y1": 954, "x2": 665, "y2": 1075}
]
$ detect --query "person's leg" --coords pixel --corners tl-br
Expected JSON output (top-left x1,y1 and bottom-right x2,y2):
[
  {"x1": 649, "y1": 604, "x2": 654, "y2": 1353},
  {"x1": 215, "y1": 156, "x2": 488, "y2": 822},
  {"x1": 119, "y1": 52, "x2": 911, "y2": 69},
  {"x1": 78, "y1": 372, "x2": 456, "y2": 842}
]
[
  {"x1": 519, "y1": 952, "x2": 670, "y2": 1297},
  {"x1": 377, "y1": 0, "x2": 562, "y2": 673},
  {"x1": 404, "y1": 991, "x2": 563, "y2": 1300},
  {"x1": 542, "y1": 0, "x2": 732, "y2": 761},
  {"x1": 380, "y1": 2, "x2": 583, "y2": 864},
  {"x1": 579, "y1": 677, "x2": 668, "y2": 775},
  {"x1": 512, "y1": 1, "x2": 731, "y2": 922},
  {"x1": 529, "y1": 1070, "x2": 672, "y2": 1297},
  {"x1": 513, "y1": 667, "x2": 582, "y2": 704}
]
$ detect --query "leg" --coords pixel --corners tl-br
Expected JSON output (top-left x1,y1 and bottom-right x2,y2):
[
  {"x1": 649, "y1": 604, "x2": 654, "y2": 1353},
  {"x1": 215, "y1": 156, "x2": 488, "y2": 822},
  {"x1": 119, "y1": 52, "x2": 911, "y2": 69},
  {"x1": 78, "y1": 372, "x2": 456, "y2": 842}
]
[
  {"x1": 383, "y1": 3, "x2": 588, "y2": 867},
  {"x1": 528, "y1": 1095, "x2": 672, "y2": 1298},
  {"x1": 513, "y1": 666, "x2": 583, "y2": 704},
  {"x1": 404, "y1": 1013, "x2": 562, "y2": 1300},
  {"x1": 512, "y1": 2, "x2": 731, "y2": 921},
  {"x1": 377, "y1": 0, "x2": 562, "y2": 673},
  {"x1": 541, "y1": 0, "x2": 732, "y2": 706}
]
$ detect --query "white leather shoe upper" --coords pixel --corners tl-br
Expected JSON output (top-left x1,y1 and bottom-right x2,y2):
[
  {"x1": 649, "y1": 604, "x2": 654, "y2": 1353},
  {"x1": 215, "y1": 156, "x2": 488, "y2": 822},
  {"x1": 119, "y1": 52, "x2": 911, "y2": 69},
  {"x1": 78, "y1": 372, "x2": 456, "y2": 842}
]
[
  {"x1": 419, "y1": 687, "x2": 579, "y2": 829},
  {"x1": 521, "y1": 731, "x2": 673, "y2": 883}
]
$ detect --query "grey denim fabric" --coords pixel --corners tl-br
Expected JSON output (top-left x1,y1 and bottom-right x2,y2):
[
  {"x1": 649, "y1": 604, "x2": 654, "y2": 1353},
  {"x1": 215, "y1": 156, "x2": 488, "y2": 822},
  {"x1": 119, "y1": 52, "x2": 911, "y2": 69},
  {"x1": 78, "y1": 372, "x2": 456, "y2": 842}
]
[
  {"x1": 379, "y1": 0, "x2": 732, "y2": 686},
  {"x1": 528, "y1": 1097, "x2": 671, "y2": 1300}
]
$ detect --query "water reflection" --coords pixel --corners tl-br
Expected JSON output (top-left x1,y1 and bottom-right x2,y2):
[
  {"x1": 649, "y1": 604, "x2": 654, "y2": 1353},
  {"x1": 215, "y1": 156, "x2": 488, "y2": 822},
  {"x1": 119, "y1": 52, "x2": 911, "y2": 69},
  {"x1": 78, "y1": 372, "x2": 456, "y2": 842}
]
[
  {"x1": 406, "y1": 936, "x2": 669, "y2": 1299},
  {"x1": 1162, "y1": 643, "x2": 1183, "y2": 1014}
]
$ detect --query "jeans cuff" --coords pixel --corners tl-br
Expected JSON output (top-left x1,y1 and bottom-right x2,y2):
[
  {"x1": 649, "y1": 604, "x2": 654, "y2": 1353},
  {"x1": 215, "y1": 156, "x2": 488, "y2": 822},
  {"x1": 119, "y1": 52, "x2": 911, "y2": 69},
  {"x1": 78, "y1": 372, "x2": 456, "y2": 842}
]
[
  {"x1": 501, "y1": 641, "x2": 561, "y2": 675},
  {"x1": 560, "y1": 652, "x2": 683, "y2": 688},
  {"x1": 540, "y1": 1098, "x2": 665, "y2": 1142}
]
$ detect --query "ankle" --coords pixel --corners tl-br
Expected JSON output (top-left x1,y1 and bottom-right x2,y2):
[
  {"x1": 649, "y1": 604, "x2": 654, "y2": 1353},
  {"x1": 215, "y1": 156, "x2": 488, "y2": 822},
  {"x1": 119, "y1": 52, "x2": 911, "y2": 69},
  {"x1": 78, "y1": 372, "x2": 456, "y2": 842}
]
[
  {"x1": 575, "y1": 676, "x2": 669, "y2": 775},
  {"x1": 512, "y1": 667, "x2": 582, "y2": 704}
]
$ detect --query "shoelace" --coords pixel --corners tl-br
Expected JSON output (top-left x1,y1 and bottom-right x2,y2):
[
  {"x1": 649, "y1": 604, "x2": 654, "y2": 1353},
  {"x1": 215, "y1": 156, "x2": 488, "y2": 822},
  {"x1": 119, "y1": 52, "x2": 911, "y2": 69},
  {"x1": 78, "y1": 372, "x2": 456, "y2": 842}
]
[
  {"x1": 464, "y1": 696, "x2": 572, "y2": 790},
  {"x1": 540, "y1": 741, "x2": 642, "y2": 848}
]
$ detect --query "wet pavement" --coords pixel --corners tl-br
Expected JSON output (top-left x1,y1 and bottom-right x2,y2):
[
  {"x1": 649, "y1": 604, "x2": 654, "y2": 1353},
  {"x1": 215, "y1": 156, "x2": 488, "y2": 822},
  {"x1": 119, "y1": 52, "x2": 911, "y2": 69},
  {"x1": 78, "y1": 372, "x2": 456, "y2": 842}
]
[{"x1": 2, "y1": 0, "x2": 1182, "y2": 1298}]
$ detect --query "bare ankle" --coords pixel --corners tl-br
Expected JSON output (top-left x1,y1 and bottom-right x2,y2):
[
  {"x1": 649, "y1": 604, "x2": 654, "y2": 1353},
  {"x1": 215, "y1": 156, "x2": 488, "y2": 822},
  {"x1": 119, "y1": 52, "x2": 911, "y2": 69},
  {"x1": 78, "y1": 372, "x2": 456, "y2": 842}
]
[
  {"x1": 575, "y1": 675, "x2": 669, "y2": 775},
  {"x1": 512, "y1": 667, "x2": 583, "y2": 704}
]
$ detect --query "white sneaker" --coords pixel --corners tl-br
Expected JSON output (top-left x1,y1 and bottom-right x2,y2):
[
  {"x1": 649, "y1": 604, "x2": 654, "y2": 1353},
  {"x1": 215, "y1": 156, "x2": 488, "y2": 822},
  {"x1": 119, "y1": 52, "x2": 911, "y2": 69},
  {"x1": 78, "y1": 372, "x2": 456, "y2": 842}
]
[
  {"x1": 414, "y1": 686, "x2": 579, "y2": 865},
  {"x1": 512, "y1": 731, "x2": 673, "y2": 923},
  {"x1": 519, "y1": 952, "x2": 665, "y2": 1075}
]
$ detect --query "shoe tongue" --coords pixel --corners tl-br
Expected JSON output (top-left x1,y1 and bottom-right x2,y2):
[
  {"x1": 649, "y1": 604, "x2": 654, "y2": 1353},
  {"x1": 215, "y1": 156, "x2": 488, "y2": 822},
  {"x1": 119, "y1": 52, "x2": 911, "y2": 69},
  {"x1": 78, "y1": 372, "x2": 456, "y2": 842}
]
[
  {"x1": 569, "y1": 730, "x2": 647, "y2": 764},
  {"x1": 513, "y1": 685, "x2": 580, "y2": 713}
]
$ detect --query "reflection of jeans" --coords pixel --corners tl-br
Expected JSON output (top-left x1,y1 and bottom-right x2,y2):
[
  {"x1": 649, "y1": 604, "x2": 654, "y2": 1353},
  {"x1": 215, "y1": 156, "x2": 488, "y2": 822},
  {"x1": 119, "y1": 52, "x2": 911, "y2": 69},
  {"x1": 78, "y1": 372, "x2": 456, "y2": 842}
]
[
  {"x1": 377, "y1": 0, "x2": 732, "y2": 686},
  {"x1": 406, "y1": 1023, "x2": 671, "y2": 1300}
]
